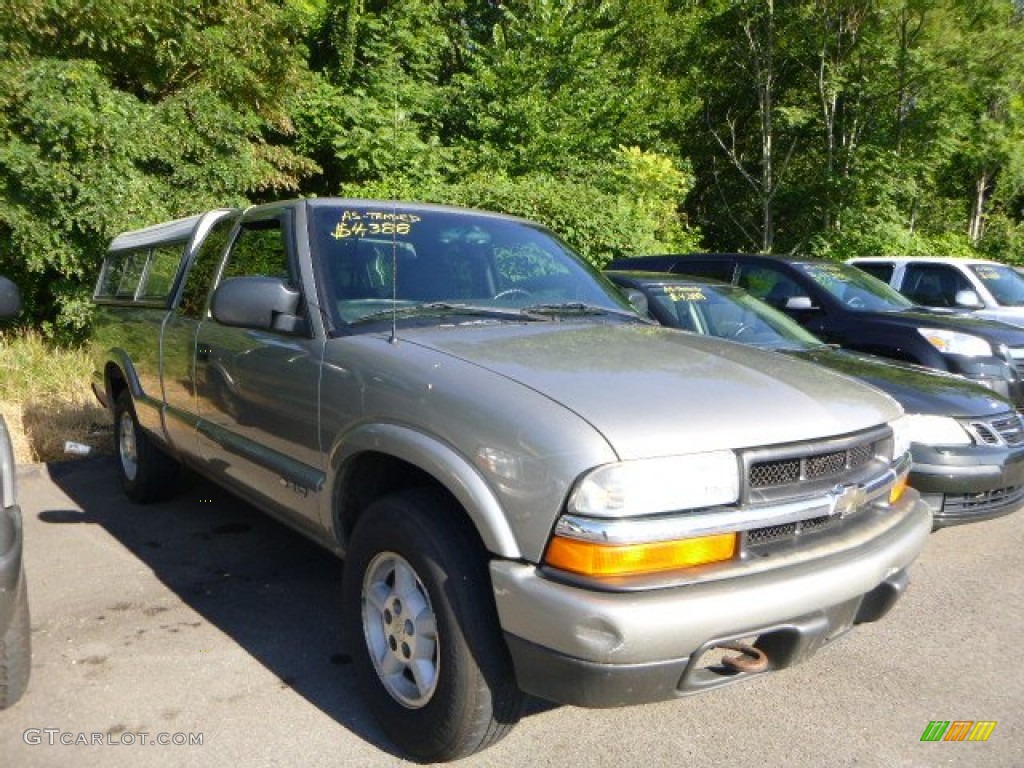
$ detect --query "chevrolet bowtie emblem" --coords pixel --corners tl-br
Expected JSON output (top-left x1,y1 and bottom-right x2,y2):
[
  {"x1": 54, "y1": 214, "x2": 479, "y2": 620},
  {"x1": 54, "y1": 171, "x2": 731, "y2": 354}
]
[{"x1": 830, "y1": 483, "x2": 863, "y2": 517}]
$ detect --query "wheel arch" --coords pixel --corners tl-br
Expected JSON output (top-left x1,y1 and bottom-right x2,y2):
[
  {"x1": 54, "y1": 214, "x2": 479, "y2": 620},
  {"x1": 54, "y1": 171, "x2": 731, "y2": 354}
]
[
  {"x1": 101, "y1": 350, "x2": 143, "y2": 408},
  {"x1": 328, "y1": 424, "x2": 522, "y2": 560}
]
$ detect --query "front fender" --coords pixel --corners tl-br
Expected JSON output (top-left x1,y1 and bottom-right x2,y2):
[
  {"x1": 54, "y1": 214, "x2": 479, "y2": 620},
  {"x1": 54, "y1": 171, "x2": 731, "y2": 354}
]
[{"x1": 327, "y1": 423, "x2": 522, "y2": 559}]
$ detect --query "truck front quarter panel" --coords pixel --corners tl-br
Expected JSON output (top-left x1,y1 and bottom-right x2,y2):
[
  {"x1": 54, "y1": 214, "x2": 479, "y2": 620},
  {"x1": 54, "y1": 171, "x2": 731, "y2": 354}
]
[{"x1": 320, "y1": 333, "x2": 618, "y2": 562}]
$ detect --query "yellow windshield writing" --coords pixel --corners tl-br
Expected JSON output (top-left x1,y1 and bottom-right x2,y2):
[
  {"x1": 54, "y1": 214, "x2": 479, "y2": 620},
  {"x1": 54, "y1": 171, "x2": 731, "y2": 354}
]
[
  {"x1": 664, "y1": 286, "x2": 706, "y2": 302},
  {"x1": 331, "y1": 210, "x2": 422, "y2": 240}
]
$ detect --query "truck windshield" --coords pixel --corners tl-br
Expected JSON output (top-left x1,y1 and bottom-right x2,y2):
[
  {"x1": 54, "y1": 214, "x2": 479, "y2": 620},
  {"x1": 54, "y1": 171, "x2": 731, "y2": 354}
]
[
  {"x1": 796, "y1": 262, "x2": 914, "y2": 312},
  {"x1": 970, "y1": 264, "x2": 1024, "y2": 307},
  {"x1": 307, "y1": 203, "x2": 633, "y2": 325}
]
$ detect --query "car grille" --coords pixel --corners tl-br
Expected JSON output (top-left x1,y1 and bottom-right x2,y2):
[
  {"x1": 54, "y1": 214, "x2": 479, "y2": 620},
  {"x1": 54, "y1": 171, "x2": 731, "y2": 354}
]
[
  {"x1": 749, "y1": 441, "x2": 876, "y2": 489},
  {"x1": 965, "y1": 413, "x2": 1024, "y2": 446},
  {"x1": 942, "y1": 485, "x2": 1024, "y2": 517},
  {"x1": 740, "y1": 427, "x2": 890, "y2": 549},
  {"x1": 745, "y1": 514, "x2": 841, "y2": 547}
]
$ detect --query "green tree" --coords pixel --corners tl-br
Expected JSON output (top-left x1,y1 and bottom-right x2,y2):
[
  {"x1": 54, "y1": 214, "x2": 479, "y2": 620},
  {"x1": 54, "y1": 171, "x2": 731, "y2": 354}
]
[{"x1": 0, "y1": 0, "x2": 317, "y2": 338}]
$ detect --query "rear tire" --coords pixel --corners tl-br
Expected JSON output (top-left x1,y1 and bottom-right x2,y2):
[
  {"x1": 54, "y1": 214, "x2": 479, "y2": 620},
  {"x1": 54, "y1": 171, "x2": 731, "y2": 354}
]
[
  {"x1": 342, "y1": 489, "x2": 524, "y2": 762},
  {"x1": 0, "y1": 569, "x2": 30, "y2": 709},
  {"x1": 114, "y1": 390, "x2": 180, "y2": 503}
]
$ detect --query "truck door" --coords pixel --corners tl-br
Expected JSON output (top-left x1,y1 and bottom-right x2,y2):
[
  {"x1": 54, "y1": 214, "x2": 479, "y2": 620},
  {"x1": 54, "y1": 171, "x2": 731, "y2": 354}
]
[
  {"x1": 195, "y1": 210, "x2": 322, "y2": 529},
  {"x1": 162, "y1": 213, "x2": 237, "y2": 454}
]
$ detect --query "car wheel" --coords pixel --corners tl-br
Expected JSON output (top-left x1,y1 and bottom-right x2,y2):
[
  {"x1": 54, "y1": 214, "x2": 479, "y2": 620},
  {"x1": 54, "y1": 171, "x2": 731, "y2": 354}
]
[
  {"x1": 114, "y1": 390, "x2": 180, "y2": 503},
  {"x1": 0, "y1": 569, "x2": 30, "y2": 709},
  {"x1": 342, "y1": 488, "x2": 524, "y2": 761}
]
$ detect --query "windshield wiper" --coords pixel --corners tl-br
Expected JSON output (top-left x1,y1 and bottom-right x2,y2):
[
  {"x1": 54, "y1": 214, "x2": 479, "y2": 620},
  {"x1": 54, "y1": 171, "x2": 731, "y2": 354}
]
[
  {"x1": 350, "y1": 302, "x2": 541, "y2": 324},
  {"x1": 519, "y1": 302, "x2": 650, "y2": 322}
]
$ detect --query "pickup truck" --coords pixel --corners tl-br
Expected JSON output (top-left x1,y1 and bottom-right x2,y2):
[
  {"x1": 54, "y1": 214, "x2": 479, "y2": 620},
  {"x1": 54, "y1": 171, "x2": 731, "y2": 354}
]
[{"x1": 91, "y1": 198, "x2": 932, "y2": 761}]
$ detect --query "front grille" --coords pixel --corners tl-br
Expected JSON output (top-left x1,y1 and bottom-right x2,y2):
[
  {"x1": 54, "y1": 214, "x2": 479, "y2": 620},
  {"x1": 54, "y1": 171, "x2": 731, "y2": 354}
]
[
  {"x1": 991, "y1": 415, "x2": 1024, "y2": 445},
  {"x1": 749, "y1": 442, "x2": 876, "y2": 489},
  {"x1": 746, "y1": 514, "x2": 839, "y2": 548},
  {"x1": 849, "y1": 442, "x2": 874, "y2": 467},
  {"x1": 749, "y1": 458, "x2": 801, "y2": 487},
  {"x1": 972, "y1": 422, "x2": 1000, "y2": 445},
  {"x1": 942, "y1": 485, "x2": 1024, "y2": 516},
  {"x1": 966, "y1": 413, "x2": 1024, "y2": 447},
  {"x1": 737, "y1": 427, "x2": 890, "y2": 550}
]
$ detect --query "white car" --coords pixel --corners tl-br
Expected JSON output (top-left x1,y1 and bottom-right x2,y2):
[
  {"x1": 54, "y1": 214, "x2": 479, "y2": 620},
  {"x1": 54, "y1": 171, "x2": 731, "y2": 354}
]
[{"x1": 849, "y1": 256, "x2": 1024, "y2": 329}]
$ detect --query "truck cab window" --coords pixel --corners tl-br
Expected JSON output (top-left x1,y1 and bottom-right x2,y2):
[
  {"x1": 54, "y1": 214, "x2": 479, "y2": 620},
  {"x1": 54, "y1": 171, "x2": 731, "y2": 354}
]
[{"x1": 139, "y1": 243, "x2": 185, "y2": 302}]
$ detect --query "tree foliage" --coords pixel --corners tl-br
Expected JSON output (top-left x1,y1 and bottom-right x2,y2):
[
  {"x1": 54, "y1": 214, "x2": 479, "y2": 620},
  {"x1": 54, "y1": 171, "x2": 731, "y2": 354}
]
[
  {"x1": 0, "y1": 0, "x2": 316, "y2": 338},
  {"x1": 1, "y1": 0, "x2": 1023, "y2": 338}
]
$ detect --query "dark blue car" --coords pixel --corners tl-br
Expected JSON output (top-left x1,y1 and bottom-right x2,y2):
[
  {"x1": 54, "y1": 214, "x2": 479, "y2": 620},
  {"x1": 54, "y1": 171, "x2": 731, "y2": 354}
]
[
  {"x1": 606, "y1": 270, "x2": 1024, "y2": 528},
  {"x1": 607, "y1": 253, "x2": 1024, "y2": 409}
]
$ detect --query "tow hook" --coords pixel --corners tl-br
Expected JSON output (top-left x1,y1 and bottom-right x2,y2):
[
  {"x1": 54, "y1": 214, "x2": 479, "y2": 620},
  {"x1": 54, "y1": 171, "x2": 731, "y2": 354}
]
[{"x1": 717, "y1": 642, "x2": 769, "y2": 673}]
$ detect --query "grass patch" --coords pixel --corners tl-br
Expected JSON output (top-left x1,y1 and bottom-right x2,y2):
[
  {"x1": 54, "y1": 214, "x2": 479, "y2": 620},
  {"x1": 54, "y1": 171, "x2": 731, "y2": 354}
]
[{"x1": 0, "y1": 331, "x2": 112, "y2": 463}]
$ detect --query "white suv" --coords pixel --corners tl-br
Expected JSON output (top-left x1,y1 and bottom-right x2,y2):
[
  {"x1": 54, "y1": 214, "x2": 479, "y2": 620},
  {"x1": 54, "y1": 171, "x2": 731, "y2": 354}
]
[{"x1": 849, "y1": 256, "x2": 1024, "y2": 328}]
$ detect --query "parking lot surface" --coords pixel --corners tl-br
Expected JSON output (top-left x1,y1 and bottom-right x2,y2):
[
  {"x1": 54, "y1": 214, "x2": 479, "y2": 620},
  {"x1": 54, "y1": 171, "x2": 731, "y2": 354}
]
[{"x1": 1, "y1": 457, "x2": 1020, "y2": 767}]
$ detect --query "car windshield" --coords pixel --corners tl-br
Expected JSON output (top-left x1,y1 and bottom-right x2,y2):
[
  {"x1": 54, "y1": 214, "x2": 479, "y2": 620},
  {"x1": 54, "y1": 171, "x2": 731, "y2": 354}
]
[
  {"x1": 970, "y1": 263, "x2": 1024, "y2": 307},
  {"x1": 796, "y1": 262, "x2": 914, "y2": 312},
  {"x1": 308, "y1": 203, "x2": 634, "y2": 325},
  {"x1": 644, "y1": 281, "x2": 824, "y2": 350}
]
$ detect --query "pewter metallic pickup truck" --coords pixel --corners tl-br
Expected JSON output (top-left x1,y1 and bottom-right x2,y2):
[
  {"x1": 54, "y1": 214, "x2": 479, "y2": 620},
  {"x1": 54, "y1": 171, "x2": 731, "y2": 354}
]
[{"x1": 91, "y1": 198, "x2": 932, "y2": 761}]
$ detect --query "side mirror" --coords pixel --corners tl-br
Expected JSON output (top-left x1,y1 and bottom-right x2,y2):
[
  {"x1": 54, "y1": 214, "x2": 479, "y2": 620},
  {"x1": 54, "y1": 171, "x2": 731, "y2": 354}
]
[
  {"x1": 0, "y1": 276, "x2": 21, "y2": 319},
  {"x1": 954, "y1": 289, "x2": 984, "y2": 310},
  {"x1": 211, "y1": 276, "x2": 306, "y2": 334},
  {"x1": 620, "y1": 288, "x2": 649, "y2": 316},
  {"x1": 785, "y1": 296, "x2": 816, "y2": 311}
]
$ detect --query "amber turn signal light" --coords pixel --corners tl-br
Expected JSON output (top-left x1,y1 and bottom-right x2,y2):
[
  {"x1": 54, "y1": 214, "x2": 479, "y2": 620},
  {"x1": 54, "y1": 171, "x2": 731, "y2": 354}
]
[
  {"x1": 889, "y1": 473, "x2": 909, "y2": 504},
  {"x1": 544, "y1": 532, "x2": 737, "y2": 578}
]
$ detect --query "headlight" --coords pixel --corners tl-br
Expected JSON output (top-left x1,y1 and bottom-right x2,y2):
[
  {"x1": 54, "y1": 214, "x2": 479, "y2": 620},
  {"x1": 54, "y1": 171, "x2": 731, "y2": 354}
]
[
  {"x1": 889, "y1": 416, "x2": 912, "y2": 460},
  {"x1": 568, "y1": 452, "x2": 739, "y2": 517},
  {"x1": 917, "y1": 328, "x2": 992, "y2": 357},
  {"x1": 903, "y1": 414, "x2": 972, "y2": 447}
]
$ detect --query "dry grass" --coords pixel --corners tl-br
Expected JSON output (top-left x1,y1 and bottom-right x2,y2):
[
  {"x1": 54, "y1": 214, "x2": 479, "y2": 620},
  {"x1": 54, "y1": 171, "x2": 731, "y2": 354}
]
[{"x1": 0, "y1": 331, "x2": 112, "y2": 463}]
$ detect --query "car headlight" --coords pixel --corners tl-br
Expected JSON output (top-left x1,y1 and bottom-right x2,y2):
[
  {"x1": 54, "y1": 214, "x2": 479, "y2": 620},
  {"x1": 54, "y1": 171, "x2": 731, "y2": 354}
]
[
  {"x1": 902, "y1": 414, "x2": 972, "y2": 446},
  {"x1": 917, "y1": 328, "x2": 992, "y2": 357},
  {"x1": 568, "y1": 452, "x2": 739, "y2": 518},
  {"x1": 889, "y1": 415, "x2": 912, "y2": 460}
]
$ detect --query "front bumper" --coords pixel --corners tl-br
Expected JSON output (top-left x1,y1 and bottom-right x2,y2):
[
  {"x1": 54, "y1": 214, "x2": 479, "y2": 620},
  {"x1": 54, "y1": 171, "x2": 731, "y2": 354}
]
[
  {"x1": 910, "y1": 442, "x2": 1024, "y2": 527},
  {"x1": 491, "y1": 493, "x2": 931, "y2": 707},
  {"x1": 0, "y1": 502, "x2": 25, "y2": 632}
]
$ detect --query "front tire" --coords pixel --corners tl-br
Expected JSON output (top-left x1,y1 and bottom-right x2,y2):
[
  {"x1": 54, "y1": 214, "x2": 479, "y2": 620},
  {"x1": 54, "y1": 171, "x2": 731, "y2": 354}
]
[
  {"x1": 342, "y1": 489, "x2": 524, "y2": 762},
  {"x1": 0, "y1": 569, "x2": 30, "y2": 709},
  {"x1": 114, "y1": 390, "x2": 180, "y2": 503}
]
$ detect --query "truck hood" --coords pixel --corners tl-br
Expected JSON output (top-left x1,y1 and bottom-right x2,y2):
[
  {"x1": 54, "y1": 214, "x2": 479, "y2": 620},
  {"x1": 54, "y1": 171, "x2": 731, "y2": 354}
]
[{"x1": 400, "y1": 322, "x2": 902, "y2": 461}]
